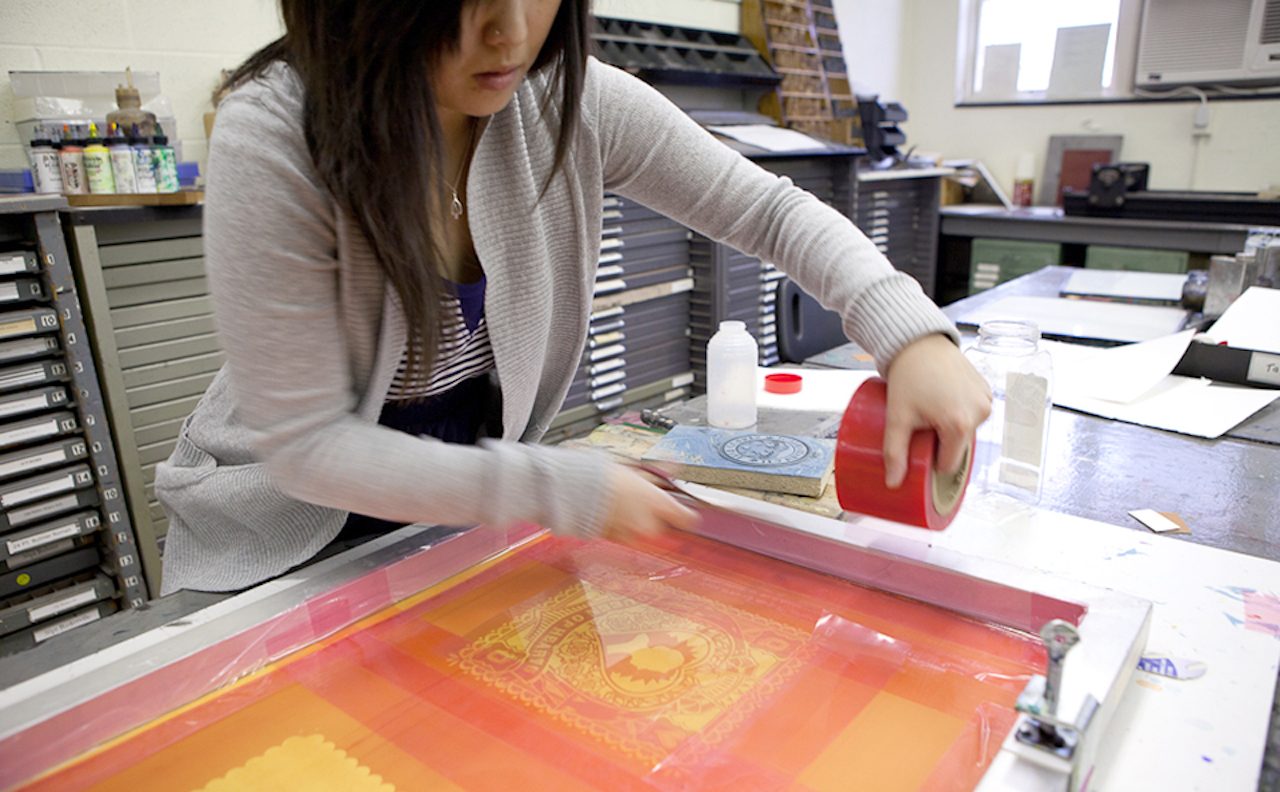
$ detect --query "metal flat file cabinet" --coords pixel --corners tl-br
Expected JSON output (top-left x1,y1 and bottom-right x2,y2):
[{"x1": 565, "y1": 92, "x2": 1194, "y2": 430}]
[
  {"x1": 0, "y1": 196, "x2": 145, "y2": 656},
  {"x1": 63, "y1": 206, "x2": 216, "y2": 596}
]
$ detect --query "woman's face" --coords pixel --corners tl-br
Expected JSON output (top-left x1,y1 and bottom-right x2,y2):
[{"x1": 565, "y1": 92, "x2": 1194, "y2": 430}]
[{"x1": 434, "y1": 0, "x2": 563, "y2": 120}]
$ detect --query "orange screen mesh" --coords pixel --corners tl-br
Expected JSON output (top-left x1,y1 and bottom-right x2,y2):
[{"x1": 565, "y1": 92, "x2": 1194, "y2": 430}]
[{"x1": 27, "y1": 530, "x2": 1045, "y2": 791}]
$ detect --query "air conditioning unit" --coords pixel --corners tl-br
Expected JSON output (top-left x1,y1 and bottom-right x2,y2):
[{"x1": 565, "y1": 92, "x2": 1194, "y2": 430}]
[{"x1": 1136, "y1": 0, "x2": 1280, "y2": 87}]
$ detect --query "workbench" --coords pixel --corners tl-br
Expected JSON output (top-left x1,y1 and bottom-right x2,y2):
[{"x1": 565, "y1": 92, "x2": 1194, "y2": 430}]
[
  {"x1": 936, "y1": 206, "x2": 1264, "y2": 305},
  {"x1": 805, "y1": 264, "x2": 1280, "y2": 789},
  {"x1": 808, "y1": 266, "x2": 1280, "y2": 559},
  {"x1": 1, "y1": 268, "x2": 1277, "y2": 790}
]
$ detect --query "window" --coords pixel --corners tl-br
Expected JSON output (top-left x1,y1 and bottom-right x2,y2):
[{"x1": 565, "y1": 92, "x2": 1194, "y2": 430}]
[
  {"x1": 959, "y1": 0, "x2": 1280, "y2": 105},
  {"x1": 958, "y1": 0, "x2": 1142, "y2": 104}
]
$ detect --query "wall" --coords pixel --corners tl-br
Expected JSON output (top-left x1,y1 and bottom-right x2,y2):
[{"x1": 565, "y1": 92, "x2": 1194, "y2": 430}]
[
  {"x1": 0, "y1": 0, "x2": 284, "y2": 171},
  {"x1": 831, "y1": 0, "x2": 905, "y2": 101},
  {"x1": 0, "y1": 0, "x2": 745, "y2": 173},
  {"x1": 895, "y1": 0, "x2": 1280, "y2": 195},
  {"x1": 594, "y1": 0, "x2": 740, "y2": 33}
]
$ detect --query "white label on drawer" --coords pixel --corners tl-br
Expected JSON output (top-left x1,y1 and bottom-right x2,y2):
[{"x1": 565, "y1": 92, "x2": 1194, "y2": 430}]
[
  {"x1": 0, "y1": 448, "x2": 67, "y2": 480},
  {"x1": 28, "y1": 587, "x2": 98, "y2": 622},
  {"x1": 2, "y1": 473, "x2": 75, "y2": 508},
  {"x1": 0, "y1": 418, "x2": 60, "y2": 447},
  {"x1": 6, "y1": 518, "x2": 83, "y2": 554},
  {"x1": 32, "y1": 607, "x2": 102, "y2": 643},
  {"x1": 10, "y1": 492, "x2": 79, "y2": 524},
  {"x1": 0, "y1": 318, "x2": 37, "y2": 338},
  {"x1": 670, "y1": 372, "x2": 695, "y2": 388},
  {"x1": 0, "y1": 282, "x2": 18, "y2": 302},
  {"x1": 0, "y1": 394, "x2": 53, "y2": 419},
  {"x1": 0, "y1": 366, "x2": 45, "y2": 389},
  {"x1": 1248, "y1": 352, "x2": 1280, "y2": 387},
  {"x1": 0, "y1": 254, "x2": 28, "y2": 274}
]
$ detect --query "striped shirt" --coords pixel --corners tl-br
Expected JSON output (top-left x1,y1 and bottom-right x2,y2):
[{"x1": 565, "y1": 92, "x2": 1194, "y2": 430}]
[{"x1": 386, "y1": 277, "x2": 493, "y2": 401}]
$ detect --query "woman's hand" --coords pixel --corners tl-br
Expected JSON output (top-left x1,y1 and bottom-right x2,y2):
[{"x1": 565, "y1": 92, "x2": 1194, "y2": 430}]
[
  {"x1": 598, "y1": 465, "x2": 700, "y2": 540},
  {"x1": 883, "y1": 334, "x2": 992, "y2": 488}
]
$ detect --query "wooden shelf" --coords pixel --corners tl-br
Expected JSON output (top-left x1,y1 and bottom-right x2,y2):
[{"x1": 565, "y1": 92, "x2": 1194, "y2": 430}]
[
  {"x1": 764, "y1": 19, "x2": 812, "y2": 31},
  {"x1": 65, "y1": 191, "x2": 203, "y2": 208}
]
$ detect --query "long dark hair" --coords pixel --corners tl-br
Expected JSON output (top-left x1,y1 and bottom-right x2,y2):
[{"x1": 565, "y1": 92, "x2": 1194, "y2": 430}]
[{"x1": 220, "y1": 0, "x2": 591, "y2": 388}]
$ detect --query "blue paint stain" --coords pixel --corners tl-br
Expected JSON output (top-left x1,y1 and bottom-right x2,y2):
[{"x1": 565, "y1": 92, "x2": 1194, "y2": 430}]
[
  {"x1": 1104, "y1": 548, "x2": 1147, "y2": 560},
  {"x1": 1224, "y1": 612, "x2": 1246, "y2": 628},
  {"x1": 1202, "y1": 755, "x2": 1213, "y2": 763},
  {"x1": 1208, "y1": 586, "x2": 1255, "y2": 603}
]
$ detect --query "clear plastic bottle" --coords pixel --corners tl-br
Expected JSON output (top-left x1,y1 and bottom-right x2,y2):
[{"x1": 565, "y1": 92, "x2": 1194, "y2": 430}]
[
  {"x1": 707, "y1": 320, "x2": 758, "y2": 429},
  {"x1": 965, "y1": 320, "x2": 1053, "y2": 504}
]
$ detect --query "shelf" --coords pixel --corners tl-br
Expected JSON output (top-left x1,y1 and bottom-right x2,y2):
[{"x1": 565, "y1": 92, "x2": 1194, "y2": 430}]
[{"x1": 65, "y1": 191, "x2": 203, "y2": 208}]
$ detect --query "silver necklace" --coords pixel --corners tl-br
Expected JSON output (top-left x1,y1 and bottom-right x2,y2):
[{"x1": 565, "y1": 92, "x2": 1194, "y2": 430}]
[{"x1": 445, "y1": 120, "x2": 478, "y2": 221}]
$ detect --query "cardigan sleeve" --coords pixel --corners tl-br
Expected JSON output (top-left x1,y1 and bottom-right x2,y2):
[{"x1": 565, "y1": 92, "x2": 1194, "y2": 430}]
[
  {"x1": 201, "y1": 85, "x2": 611, "y2": 540},
  {"x1": 590, "y1": 59, "x2": 958, "y2": 368}
]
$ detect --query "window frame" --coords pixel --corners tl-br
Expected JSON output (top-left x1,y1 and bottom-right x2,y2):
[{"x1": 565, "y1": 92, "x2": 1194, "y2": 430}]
[{"x1": 955, "y1": 0, "x2": 1148, "y2": 106}]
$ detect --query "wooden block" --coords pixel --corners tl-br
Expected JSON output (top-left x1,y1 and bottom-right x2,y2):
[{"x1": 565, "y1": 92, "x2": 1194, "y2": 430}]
[{"x1": 642, "y1": 425, "x2": 834, "y2": 498}]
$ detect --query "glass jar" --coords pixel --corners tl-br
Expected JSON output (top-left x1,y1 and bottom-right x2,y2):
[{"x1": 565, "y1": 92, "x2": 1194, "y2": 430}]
[{"x1": 964, "y1": 320, "x2": 1053, "y2": 504}]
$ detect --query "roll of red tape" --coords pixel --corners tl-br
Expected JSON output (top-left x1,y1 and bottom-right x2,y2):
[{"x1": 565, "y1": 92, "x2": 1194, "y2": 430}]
[{"x1": 835, "y1": 376, "x2": 973, "y2": 530}]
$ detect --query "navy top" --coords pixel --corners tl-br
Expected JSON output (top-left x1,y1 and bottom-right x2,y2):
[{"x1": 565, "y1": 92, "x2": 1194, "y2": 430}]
[{"x1": 337, "y1": 277, "x2": 494, "y2": 540}]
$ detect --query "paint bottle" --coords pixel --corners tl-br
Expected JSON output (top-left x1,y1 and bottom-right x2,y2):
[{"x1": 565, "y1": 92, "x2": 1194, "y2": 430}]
[
  {"x1": 58, "y1": 124, "x2": 87, "y2": 195},
  {"x1": 106, "y1": 123, "x2": 138, "y2": 194},
  {"x1": 83, "y1": 122, "x2": 117, "y2": 194},
  {"x1": 964, "y1": 320, "x2": 1053, "y2": 505},
  {"x1": 130, "y1": 124, "x2": 157, "y2": 194},
  {"x1": 707, "y1": 320, "x2": 758, "y2": 429},
  {"x1": 27, "y1": 126, "x2": 63, "y2": 194},
  {"x1": 150, "y1": 124, "x2": 179, "y2": 193}
]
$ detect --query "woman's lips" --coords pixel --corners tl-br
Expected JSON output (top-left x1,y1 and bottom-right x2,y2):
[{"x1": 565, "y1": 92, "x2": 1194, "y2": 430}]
[{"x1": 474, "y1": 66, "x2": 521, "y2": 91}]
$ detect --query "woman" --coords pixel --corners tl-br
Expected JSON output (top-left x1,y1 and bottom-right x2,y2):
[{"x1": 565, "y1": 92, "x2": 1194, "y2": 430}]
[{"x1": 156, "y1": 0, "x2": 990, "y2": 593}]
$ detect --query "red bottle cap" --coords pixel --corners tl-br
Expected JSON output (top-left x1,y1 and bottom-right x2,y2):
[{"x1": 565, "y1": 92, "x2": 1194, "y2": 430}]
[{"x1": 764, "y1": 373, "x2": 803, "y2": 394}]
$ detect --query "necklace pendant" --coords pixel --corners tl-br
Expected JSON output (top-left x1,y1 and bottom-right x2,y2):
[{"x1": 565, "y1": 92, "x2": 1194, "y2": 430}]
[{"x1": 449, "y1": 192, "x2": 464, "y2": 221}]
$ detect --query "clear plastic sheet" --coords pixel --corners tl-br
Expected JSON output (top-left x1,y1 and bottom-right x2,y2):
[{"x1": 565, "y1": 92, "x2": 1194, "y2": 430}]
[
  {"x1": 1, "y1": 522, "x2": 529, "y2": 790},
  {"x1": 18, "y1": 526, "x2": 1046, "y2": 791}
]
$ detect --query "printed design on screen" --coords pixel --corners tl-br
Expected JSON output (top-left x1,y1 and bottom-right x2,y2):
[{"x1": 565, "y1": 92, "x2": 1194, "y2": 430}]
[
  {"x1": 195, "y1": 734, "x2": 393, "y2": 792},
  {"x1": 717, "y1": 433, "x2": 812, "y2": 467},
  {"x1": 453, "y1": 568, "x2": 810, "y2": 764}
]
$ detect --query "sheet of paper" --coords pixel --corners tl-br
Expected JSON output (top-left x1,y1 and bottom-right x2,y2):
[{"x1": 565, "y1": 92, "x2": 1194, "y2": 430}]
[
  {"x1": 1128, "y1": 509, "x2": 1191, "y2": 535},
  {"x1": 755, "y1": 367, "x2": 877, "y2": 413},
  {"x1": 956, "y1": 296, "x2": 1189, "y2": 344},
  {"x1": 706, "y1": 124, "x2": 829, "y2": 153},
  {"x1": 1060, "y1": 269, "x2": 1187, "y2": 303},
  {"x1": 1205, "y1": 287, "x2": 1280, "y2": 353},
  {"x1": 978, "y1": 43, "x2": 1020, "y2": 98},
  {"x1": 1047, "y1": 24, "x2": 1111, "y2": 98},
  {"x1": 1047, "y1": 340, "x2": 1279, "y2": 438},
  {"x1": 1052, "y1": 330, "x2": 1197, "y2": 403}
]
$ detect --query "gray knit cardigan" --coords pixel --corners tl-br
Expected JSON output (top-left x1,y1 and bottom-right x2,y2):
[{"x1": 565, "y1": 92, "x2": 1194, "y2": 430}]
[{"x1": 156, "y1": 59, "x2": 958, "y2": 593}]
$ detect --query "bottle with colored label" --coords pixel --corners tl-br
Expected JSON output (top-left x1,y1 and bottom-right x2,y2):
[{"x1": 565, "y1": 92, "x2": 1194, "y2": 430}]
[
  {"x1": 150, "y1": 123, "x2": 179, "y2": 193},
  {"x1": 83, "y1": 122, "x2": 116, "y2": 194},
  {"x1": 106, "y1": 123, "x2": 138, "y2": 194},
  {"x1": 58, "y1": 124, "x2": 87, "y2": 195},
  {"x1": 27, "y1": 126, "x2": 63, "y2": 194},
  {"x1": 130, "y1": 124, "x2": 157, "y2": 194}
]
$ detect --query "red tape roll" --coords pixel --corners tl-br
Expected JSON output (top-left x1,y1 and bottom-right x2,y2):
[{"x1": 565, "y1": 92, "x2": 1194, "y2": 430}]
[{"x1": 835, "y1": 376, "x2": 974, "y2": 530}]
